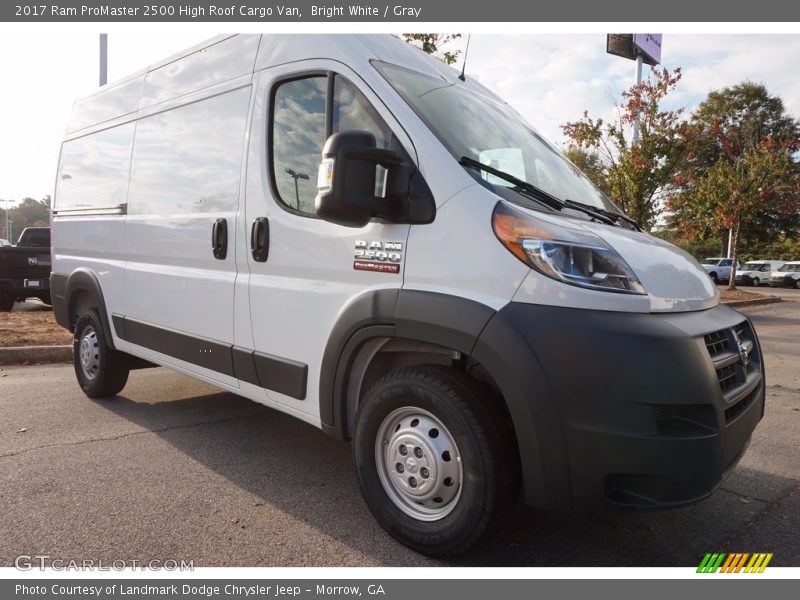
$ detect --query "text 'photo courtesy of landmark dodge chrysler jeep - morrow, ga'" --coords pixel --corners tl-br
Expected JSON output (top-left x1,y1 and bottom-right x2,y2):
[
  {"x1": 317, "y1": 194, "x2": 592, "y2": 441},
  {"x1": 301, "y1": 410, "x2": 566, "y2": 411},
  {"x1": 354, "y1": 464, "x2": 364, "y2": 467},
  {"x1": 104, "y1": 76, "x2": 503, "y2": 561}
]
[{"x1": 50, "y1": 34, "x2": 765, "y2": 556}]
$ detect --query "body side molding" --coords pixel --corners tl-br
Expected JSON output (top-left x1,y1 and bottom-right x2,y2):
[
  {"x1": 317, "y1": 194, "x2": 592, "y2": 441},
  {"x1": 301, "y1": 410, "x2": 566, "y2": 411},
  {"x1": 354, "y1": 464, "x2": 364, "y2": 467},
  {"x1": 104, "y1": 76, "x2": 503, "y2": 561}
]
[{"x1": 114, "y1": 316, "x2": 308, "y2": 400}]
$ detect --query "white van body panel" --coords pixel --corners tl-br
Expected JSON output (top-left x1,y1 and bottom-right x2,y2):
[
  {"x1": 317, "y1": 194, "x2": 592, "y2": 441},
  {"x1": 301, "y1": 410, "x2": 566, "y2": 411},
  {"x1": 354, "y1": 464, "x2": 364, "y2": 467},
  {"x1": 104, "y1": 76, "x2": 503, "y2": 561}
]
[{"x1": 402, "y1": 185, "x2": 530, "y2": 310}]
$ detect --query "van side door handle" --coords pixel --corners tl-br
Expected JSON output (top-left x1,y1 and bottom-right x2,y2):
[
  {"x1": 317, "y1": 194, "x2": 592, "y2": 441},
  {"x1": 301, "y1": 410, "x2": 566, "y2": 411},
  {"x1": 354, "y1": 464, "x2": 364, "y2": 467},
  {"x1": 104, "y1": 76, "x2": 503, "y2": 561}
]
[
  {"x1": 211, "y1": 218, "x2": 228, "y2": 260},
  {"x1": 250, "y1": 217, "x2": 269, "y2": 262}
]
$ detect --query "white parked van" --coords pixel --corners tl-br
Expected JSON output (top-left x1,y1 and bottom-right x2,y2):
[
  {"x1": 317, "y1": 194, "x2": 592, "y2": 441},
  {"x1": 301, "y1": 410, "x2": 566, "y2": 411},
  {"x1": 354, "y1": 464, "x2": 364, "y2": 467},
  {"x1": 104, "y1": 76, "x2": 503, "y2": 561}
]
[
  {"x1": 51, "y1": 34, "x2": 765, "y2": 556},
  {"x1": 769, "y1": 261, "x2": 800, "y2": 288},
  {"x1": 735, "y1": 260, "x2": 786, "y2": 287}
]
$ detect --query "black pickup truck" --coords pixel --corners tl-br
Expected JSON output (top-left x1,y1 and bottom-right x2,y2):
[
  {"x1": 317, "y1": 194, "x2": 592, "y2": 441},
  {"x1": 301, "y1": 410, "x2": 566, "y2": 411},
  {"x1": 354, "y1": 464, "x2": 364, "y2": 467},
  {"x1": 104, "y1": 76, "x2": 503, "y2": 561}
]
[{"x1": 0, "y1": 227, "x2": 52, "y2": 311}]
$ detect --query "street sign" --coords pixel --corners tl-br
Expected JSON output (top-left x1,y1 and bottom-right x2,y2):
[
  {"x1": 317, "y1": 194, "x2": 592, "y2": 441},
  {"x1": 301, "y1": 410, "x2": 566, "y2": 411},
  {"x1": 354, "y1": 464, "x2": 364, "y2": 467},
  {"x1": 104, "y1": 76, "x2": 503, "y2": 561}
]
[
  {"x1": 634, "y1": 33, "x2": 662, "y2": 66},
  {"x1": 606, "y1": 33, "x2": 662, "y2": 66}
]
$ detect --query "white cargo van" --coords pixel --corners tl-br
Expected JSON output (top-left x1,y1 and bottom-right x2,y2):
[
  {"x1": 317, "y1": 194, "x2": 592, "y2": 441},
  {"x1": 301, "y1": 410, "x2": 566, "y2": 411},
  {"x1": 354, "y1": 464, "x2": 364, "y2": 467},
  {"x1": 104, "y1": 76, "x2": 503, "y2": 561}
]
[
  {"x1": 735, "y1": 260, "x2": 786, "y2": 287},
  {"x1": 51, "y1": 34, "x2": 765, "y2": 556}
]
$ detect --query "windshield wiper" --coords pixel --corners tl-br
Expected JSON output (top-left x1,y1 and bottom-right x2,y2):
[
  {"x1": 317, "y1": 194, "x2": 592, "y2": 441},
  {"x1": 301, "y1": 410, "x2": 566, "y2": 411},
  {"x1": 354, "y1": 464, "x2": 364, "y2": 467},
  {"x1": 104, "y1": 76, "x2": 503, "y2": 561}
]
[
  {"x1": 459, "y1": 156, "x2": 564, "y2": 212},
  {"x1": 458, "y1": 156, "x2": 617, "y2": 227},
  {"x1": 562, "y1": 199, "x2": 642, "y2": 231}
]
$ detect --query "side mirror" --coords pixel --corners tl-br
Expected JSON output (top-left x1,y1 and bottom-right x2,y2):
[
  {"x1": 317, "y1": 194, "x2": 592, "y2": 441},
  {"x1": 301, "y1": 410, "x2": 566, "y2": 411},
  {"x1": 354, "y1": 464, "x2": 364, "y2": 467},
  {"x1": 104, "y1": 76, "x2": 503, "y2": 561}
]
[{"x1": 315, "y1": 131, "x2": 400, "y2": 228}]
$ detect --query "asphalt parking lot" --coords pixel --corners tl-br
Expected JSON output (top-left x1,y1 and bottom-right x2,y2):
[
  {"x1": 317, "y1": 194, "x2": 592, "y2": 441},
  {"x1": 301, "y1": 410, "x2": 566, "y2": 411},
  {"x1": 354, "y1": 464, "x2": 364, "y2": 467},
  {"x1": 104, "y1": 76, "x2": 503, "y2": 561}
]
[{"x1": 1, "y1": 297, "x2": 798, "y2": 567}]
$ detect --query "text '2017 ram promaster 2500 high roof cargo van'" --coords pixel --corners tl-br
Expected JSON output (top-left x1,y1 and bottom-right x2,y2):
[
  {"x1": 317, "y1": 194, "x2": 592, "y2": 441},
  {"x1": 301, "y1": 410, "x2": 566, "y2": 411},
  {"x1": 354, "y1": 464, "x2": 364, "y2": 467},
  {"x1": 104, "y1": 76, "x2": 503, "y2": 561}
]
[{"x1": 51, "y1": 34, "x2": 765, "y2": 556}]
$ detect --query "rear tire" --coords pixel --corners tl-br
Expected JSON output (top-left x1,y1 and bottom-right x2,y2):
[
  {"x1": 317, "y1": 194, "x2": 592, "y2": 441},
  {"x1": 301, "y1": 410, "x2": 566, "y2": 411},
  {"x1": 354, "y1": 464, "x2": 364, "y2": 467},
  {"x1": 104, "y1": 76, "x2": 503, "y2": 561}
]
[
  {"x1": 0, "y1": 293, "x2": 14, "y2": 312},
  {"x1": 353, "y1": 365, "x2": 519, "y2": 557},
  {"x1": 710, "y1": 272, "x2": 719, "y2": 284},
  {"x1": 73, "y1": 309, "x2": 130, "y2": 398}
]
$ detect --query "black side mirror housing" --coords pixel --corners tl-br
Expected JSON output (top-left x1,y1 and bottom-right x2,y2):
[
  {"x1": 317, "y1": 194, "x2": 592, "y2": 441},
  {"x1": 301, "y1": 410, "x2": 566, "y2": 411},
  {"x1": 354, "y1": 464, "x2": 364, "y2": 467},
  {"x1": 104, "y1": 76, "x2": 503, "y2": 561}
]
[{"x1": 315, "y1": 131, "x2": 435, "y2": 228}]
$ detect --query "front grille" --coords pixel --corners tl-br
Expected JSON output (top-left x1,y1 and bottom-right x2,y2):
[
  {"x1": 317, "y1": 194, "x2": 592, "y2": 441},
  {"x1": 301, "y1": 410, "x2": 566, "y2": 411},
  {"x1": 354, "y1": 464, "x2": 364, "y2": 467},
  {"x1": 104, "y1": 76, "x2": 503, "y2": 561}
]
[
  {"x1": 704, "y1": 321, "x2": 762, "y2": 422},
  {"x1": 704, "y1": 329, "x2": 728, "y2": 356}
]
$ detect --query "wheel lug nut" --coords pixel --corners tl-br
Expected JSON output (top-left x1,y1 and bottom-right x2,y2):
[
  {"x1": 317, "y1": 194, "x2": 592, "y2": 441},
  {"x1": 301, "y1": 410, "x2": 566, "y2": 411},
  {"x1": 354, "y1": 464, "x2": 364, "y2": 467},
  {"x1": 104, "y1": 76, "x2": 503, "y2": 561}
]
[
  {"x1": 399, "y1": 445, "x2": 408, "y2": 456},
  {"x1": 395, "y1": 463, "x2": 404, "y2": 473},
  {"x1": 414, "y1": 447, "x2": 423, "y2": 458},
  {"x1": 409, "y1": 477, "x2": 417, "y2": 488},
  {"x1": 420, "y1": 467, "x2": 429, "y2": 479}
]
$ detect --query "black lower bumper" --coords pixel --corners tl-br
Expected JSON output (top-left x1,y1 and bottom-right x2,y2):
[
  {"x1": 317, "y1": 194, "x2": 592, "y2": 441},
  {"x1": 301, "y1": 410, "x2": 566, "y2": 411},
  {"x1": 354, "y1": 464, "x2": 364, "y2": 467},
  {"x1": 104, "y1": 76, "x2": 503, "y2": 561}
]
[
  {"x1": 768, "y1": 275, "x2": 798, "y2": 287},
  {"x1": 0, "y1": 277, "x2": 50, "y2": 299},
  {"x1": 473, "y1": 302, "x2": 765, "y2": 510}
]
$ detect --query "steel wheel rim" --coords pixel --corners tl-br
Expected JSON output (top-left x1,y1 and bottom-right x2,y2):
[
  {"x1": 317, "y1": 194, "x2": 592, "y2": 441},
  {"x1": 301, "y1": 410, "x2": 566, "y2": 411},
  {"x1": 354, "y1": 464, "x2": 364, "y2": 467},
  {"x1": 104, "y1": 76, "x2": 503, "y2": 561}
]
[
  {"x1": 78, "y1": 327, "x2": 100, "y2": 381},
  {"x1": 375, "y1": 406, "x2": 463, "y2": 521}
]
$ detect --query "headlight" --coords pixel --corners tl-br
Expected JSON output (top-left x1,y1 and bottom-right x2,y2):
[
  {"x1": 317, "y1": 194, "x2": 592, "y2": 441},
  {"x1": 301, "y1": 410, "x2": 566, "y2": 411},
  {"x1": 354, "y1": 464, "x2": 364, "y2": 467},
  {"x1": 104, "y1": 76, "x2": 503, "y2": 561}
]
[{"x1": 492, "y1": 202, "x2": 646, "y2": 295}]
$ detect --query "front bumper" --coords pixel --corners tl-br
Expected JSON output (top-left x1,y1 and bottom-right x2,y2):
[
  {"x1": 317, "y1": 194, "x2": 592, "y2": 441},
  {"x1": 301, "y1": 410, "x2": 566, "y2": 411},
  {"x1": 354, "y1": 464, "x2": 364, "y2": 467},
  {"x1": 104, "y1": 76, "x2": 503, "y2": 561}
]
[
  {"x1": 769, "y1": 275, "x2": 796, "y2": 287},
  {"x1": 474, "y1": 302, "x2": 764, "y2": 510}
]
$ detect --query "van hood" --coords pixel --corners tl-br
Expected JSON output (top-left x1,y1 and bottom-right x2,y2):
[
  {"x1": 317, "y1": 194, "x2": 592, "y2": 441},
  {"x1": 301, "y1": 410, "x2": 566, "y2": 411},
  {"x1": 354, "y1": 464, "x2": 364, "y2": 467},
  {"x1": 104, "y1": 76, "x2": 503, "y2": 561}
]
[{"x1": 578, "y1": 220, "x2": 719, "y2": 312}]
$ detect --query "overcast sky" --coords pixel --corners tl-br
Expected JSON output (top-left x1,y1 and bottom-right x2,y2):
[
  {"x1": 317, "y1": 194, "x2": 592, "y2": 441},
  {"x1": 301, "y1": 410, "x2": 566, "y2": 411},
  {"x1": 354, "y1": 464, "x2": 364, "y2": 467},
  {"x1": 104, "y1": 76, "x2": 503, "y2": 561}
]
[{"x1": 1, "y1": 33, "x2": 799, "y2": 202}]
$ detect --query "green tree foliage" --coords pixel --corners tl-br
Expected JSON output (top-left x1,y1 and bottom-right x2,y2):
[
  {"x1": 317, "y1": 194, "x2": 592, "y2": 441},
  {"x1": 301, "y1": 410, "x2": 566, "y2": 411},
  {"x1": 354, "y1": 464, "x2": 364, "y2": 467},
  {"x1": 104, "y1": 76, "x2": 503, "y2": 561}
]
[
  {"x1": 0, "y1": 196, "x2": 51, "y2": 243},
  {"x1": 401, "y1": 34, "x2": 462, "y2": 65},
  {"x1": 561, "y1": 67, "x2": 691, "y2": 230},
  {"x1": 667, "y1": 83, "x2": 800, "y2": 288}
]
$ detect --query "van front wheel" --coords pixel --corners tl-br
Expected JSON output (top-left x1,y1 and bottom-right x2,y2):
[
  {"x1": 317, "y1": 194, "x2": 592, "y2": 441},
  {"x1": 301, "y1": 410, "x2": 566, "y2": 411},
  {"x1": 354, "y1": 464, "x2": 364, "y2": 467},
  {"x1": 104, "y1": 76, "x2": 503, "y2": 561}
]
[
  {"x1": 353, "y1": 365, "x2": 519, "y2": 557},
  {"x1": 73, "y1": 309, "x2": 130, "y2": 398}
]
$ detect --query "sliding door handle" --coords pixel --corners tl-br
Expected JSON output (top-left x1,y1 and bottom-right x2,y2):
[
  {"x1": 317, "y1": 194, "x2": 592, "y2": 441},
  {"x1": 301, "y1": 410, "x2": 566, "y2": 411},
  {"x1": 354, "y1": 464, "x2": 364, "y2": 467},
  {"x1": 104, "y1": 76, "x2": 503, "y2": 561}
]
[
  {"x1": 211, "y1": 218, "x2": 227, "y2": 260},
  {"x1": 251, "y1": 217, "x2": 269, "y2": 262}
]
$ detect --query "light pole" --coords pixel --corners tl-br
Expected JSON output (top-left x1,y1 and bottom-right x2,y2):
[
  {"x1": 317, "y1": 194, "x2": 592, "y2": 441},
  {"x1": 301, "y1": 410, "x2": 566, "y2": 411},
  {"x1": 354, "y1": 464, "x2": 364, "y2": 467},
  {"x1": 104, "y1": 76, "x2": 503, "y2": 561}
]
[
  {"x1": 99, "y1": 33, "x2": 107, "y2": 86},
  {"x1": 631, "y1": 53, "x2": 643, "y2": 146},
  {"x1": 285, "y1": 168, "x2": 309, "y2": 210}
]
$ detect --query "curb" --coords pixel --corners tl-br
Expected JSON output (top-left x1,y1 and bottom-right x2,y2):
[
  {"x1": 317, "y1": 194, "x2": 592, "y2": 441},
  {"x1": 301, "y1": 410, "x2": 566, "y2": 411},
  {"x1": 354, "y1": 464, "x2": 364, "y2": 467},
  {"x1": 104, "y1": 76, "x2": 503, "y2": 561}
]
[
  {"x1": 722, "y1": 296, "x2": 783, "y2": 308},
  {"x1": 0, "y1": 345, "x2": 72, "y2": 366}
]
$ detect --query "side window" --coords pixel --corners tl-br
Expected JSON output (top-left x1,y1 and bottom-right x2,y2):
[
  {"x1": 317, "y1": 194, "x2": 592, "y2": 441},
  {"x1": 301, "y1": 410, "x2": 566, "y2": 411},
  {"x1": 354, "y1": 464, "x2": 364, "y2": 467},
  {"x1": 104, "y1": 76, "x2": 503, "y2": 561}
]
[
  {"x1": 720, "y1": 259, "x2": 732, "y2": 267},
  {"x1": 271, "y1": 73, "x2": 395, "y2": 215},
  {"x1": 272, "y1": 77, "x2": 328, "y2": 213}
]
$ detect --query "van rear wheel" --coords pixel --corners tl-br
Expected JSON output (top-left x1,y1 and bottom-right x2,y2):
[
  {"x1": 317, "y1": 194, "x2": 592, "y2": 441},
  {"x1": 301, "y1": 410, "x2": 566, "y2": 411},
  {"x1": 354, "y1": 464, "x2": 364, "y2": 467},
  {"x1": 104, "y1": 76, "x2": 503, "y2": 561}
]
[
  {"x1": 73, "y1": 309, "x2": 130, "y2": 398},
  {"x1": 353, "y1": 365, "x2": 519, "y2": 557}
]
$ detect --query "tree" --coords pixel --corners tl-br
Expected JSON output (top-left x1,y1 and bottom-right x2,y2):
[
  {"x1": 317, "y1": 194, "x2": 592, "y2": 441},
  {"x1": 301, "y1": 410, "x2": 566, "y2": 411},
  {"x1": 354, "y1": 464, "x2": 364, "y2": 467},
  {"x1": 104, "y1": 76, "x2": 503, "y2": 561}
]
[
  {"x1": 401, "y1": 34, "x2": 462, "y2": 65},
  {"x1": 668, "y1": 83, "x2": 800, "y2": 288},
  {"x1": 668, "y1": 138, "x2": 799, "y2": 289},
  {"x1": 561, "y1": 67, "x2": 690, "y2": 230},
  {"x1": 1, "y1": 196, "x2": 51, "y2": 243}
]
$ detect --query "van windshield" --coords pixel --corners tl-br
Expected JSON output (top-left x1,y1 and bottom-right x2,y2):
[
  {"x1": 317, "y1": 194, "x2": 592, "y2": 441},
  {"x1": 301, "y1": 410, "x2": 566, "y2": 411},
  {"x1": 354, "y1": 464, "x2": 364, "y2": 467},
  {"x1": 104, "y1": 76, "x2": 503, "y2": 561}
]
[{"x1": 374, "y1": 61, "x2": 618, "y2": 213}]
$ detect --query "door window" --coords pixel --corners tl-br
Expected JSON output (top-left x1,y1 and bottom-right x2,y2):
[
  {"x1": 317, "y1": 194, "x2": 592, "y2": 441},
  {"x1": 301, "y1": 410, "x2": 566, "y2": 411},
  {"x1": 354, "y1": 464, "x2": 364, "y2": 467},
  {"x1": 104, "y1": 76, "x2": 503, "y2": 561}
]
[{"x1": 271, "y1": 73, "x2": 394, "y2": 215}]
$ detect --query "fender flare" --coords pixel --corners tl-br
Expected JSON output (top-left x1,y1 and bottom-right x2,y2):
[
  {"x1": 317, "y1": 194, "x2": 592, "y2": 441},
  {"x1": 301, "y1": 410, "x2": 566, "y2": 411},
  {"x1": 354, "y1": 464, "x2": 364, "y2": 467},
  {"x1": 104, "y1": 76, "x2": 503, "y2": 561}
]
[
  {"x1": 51, "y1": 269, "x2": 116, "y2": 349},
  {"x1": 318, "y1": 288, "x2": 568, "y2": 508}
]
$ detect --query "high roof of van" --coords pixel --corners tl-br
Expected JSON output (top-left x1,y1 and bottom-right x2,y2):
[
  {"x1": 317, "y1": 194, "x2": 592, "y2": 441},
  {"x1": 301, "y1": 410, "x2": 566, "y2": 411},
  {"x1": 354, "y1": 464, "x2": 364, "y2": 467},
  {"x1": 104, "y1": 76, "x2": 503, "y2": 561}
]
[{"x1": 65, "y1": 34, "x2": 508, "y2": 137}]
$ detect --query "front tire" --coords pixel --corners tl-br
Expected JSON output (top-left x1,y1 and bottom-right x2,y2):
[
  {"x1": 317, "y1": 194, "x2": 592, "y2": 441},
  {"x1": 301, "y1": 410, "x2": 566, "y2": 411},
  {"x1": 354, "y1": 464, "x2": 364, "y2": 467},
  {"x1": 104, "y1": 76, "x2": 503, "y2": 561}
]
[
  {"x1": 73, "y1": 309, "x2": 130, "y2": 398},
  {"x1": 353, "y1": 365, "x2": 519, "y2": 557}
]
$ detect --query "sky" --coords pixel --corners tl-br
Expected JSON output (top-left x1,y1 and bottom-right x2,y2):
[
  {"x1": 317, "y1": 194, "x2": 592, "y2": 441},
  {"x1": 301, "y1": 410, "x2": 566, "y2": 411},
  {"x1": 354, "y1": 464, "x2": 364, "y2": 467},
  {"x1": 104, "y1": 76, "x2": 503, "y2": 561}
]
[{"x1": 1, "y1": 32, "x2": 800, "y2": 203}]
